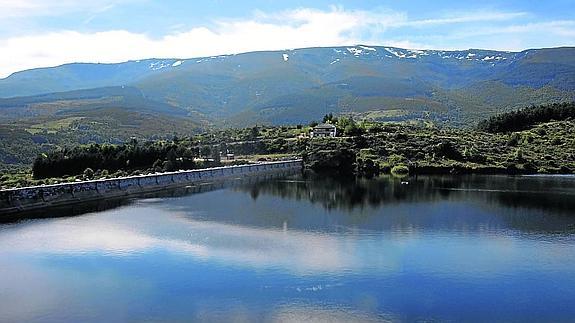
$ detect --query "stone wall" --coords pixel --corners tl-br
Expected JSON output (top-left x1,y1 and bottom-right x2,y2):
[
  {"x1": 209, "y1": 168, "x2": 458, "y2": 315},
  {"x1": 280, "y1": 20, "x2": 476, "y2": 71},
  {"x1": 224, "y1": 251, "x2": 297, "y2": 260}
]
[{"x1": 0, "y1": 160, "x2": 302, "y2": 215}]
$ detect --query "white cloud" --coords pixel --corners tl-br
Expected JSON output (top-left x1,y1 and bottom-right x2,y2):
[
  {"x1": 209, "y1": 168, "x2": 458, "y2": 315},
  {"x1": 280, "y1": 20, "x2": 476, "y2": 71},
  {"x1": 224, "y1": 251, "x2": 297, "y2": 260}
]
[
  {"x1": 496, "y1": 20, "x2": 575, "y2": 37},
  {"x1": 0, "y1": 0, "x2": 132, "y2": 18},
  {"x1": 0, "y1": 7, "x2": 396, "y2": 77},
  {"x1": 446, "y1": 20, "x2": 575, "y2": 38},
  {"x1": 0, "y1": 6, "x2": 571, "y2": 78},
  {"x1": 385, "y1": 40, "x2": 431, "y2": 50},
  {"x1": 405, "y1": 11, "x2": 528, "y2": 27},
  {"x1": 423, "y1": 20, "x2": 575, "y2": 51}
]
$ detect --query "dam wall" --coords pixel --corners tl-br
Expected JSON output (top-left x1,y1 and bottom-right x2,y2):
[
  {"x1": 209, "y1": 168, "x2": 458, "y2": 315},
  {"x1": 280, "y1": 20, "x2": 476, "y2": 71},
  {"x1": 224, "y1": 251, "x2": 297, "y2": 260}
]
[{"x1": 0, "y1": 160, "x2": 302, "y2": 215}]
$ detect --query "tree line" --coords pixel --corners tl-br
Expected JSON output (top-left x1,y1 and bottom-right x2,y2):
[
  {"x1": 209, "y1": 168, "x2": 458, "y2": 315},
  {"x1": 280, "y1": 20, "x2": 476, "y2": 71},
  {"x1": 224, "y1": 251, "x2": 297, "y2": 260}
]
[
  {"x1": 477, "y1": 102, "x2": 575, "y2": 133},
  {"x1": 32, "y1": 141, "x2": 206, "y2": 179},
  {"x1": 31, "y1": 134, "x2": 299, "y2": 179}
]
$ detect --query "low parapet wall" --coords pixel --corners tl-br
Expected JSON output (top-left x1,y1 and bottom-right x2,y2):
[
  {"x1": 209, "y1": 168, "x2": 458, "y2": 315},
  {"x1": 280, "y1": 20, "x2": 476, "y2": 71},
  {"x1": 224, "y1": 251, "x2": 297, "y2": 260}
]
[{"x1": 0, "y1": 160, "x2": 302, "y2": 215}]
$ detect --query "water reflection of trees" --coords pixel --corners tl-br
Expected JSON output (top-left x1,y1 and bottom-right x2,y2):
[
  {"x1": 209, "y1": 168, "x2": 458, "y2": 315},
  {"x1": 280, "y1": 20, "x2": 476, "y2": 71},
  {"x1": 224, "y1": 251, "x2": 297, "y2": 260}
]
[
  {"x1": 239, "y1": 174, "x2": 472, "y2": 211},
  {"x1": 241, "y1": 173, "x2": 575, "y2": 213},
  {"x1": 7, "y1": 173, "x2": 575, "y2": 235},
  {"x1": 241, "y1": 174, "x2": 435, "y2": 211},
  {"x1": 236, "y1": 173, "x2": 575, "y2": 234}
]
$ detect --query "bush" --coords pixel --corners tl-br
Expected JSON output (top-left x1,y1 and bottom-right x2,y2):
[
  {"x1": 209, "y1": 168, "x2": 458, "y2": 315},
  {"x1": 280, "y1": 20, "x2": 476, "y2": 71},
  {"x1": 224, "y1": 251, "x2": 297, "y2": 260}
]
[
  {"x1": 391, "y1": 165, "x2": 409, "y2": 175},
  {"x1": 551, "y1": 137, "x2": 562, "y2": 145},
  {"x1": 387, "y1": 154, "x2": 407, "y2": 166},
  {"x1": 357, "y1": 157, "x2": 379, "y2": 177},
  {"x1": 306, "y1": 148, "x2": 356, "y2": 174},
  {"x1": 83, "y1": 168, "x2": 94, "y2": 179},
  {"x1": 379, "y1": 163, "x2": 392, "y2": 174},
  {"x1": 434, "y1": 141, "x2": 462, "y2": 160},
  {"x1": 514, "y1": 148, "x2": 524, "y2": 161},
  {"x1": 507, "y1": 133, "x2": 520, "y2": 146}
]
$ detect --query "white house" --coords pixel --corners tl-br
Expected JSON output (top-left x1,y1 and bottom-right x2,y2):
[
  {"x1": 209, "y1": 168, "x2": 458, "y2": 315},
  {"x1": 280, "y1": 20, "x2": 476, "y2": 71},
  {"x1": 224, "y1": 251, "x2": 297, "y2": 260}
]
[{"x1": 311, "y1": 123, "x2": 337, "y2": 138}]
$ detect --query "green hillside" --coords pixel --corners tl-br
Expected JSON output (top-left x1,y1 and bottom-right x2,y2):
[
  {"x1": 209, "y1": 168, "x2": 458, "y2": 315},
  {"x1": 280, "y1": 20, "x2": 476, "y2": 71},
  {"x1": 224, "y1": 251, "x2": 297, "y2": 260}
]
[
  {"x1": 0, "y1": 46, "x2": 574, "y2": 171},
  {"x1": 0, "y1": 46, "x2": 573, "y2": 128}
]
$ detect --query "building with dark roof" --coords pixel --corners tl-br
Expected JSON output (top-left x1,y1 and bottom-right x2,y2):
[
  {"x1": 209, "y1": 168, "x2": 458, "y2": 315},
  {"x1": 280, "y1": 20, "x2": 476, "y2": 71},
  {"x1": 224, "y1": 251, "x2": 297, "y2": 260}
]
[{"x1": 311, "y1": 123, "x2": 337, "y2": 138}]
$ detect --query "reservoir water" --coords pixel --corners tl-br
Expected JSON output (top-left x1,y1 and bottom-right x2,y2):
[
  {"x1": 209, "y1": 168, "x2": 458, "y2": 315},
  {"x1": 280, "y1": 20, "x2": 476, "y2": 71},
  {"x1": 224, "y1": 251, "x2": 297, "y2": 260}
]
[{"x1": 1, "y1": 174, "x2": 574, "y2": 322}]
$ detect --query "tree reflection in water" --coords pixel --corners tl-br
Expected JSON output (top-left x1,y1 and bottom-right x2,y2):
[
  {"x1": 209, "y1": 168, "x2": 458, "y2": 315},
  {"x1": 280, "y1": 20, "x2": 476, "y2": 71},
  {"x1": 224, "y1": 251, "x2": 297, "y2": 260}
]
[{"x1": 236, "y1": 173, "x2": 575, "y2": 234}]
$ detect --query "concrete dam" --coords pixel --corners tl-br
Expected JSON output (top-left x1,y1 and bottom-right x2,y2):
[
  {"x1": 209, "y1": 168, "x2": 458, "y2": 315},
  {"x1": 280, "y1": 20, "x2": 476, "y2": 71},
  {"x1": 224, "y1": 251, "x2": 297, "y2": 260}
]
[{"x1": 0, "y1": 160, "x2": 303, "y2": 216}]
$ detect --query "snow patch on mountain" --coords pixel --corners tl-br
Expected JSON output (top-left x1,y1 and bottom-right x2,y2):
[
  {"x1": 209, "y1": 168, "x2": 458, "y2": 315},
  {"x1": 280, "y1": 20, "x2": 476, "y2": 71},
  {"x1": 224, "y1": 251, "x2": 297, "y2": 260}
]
[
  {"x1": 430, "y1": 51, "x2": 514, "y2": 63},
  {"x1": 321, "y1": 46, "x2": 517, "y2": 65},
  {"x1": 347, "y1": 47, "x2": 363, "y2": 56},
  {"x1": 149, "y1": 61, "x2": 170, "y2": 70},
  {"x1": 172, "y1": 60, "x2": 182, "y2": 67},
  {"x1": 283, "y1": 54, "x2": 289, "y2": 62},
  {"x1": 408, "y1": 49, "x2": 425, "y2": 55},
  {"x1": 384, "y1": 48, "x2": 406, "y2": 58},
  {"x1": 359, "y1": 45, "x2": 376, "y2": 51}
]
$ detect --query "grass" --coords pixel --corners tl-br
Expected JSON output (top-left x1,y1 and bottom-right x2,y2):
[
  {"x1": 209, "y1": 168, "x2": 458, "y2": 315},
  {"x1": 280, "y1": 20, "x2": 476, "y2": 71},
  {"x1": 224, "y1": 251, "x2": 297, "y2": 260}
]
[{"x1": 26, "y1": 117, "x2": 85, "y2": 134}]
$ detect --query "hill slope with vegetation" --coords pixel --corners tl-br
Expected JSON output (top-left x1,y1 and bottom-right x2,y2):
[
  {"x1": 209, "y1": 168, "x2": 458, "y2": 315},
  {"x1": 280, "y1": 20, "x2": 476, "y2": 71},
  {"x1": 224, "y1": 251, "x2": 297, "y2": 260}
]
[
  {"x1": 2, "y1": 103, "x2": 574, "y2": 189},
  {"x1": 1, "y1": 46, "x2": 574, "y2": 128},
  {"x1": 477, "y1": 102, "x2": 575, "y2": 133}
]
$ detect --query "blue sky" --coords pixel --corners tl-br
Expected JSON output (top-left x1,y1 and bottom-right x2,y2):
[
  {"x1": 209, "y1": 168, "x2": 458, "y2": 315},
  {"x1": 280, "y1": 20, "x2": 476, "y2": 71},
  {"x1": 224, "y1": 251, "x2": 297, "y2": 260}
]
[{"x1": 1, "y1": 0, "x2": 574, "y2": 77}]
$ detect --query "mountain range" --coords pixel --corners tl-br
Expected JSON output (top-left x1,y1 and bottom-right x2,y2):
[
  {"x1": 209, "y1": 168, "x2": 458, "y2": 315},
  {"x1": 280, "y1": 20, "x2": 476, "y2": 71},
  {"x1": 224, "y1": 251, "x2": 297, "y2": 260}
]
[{"x1": 1, "y1": 45, "x2": 574, "y2": 130}]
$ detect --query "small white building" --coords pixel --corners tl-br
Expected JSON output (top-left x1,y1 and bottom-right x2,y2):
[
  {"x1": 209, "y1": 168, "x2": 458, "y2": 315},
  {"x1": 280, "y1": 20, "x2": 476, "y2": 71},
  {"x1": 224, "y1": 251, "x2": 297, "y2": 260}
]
[{"x1": 311, "y1": 123, "x2": 337, "y2": 138}]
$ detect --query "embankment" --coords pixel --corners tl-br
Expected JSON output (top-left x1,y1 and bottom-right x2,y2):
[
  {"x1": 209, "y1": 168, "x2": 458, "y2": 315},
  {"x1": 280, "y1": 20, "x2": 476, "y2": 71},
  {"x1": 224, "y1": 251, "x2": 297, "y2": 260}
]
[{"x1": 0, "y1": 160, "x2": 302, "y2": 216}]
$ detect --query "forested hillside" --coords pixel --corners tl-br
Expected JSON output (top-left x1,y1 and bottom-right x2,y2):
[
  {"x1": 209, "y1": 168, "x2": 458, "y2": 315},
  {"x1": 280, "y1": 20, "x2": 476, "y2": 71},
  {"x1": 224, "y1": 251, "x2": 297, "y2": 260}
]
[
  {"x1": 1, "y1": 46, "x2": 574, "y2": 175},
  {"x1": 478, "y1": 102, "x2": 575, "y2": 132},
  {"x1": 2, "y1": 106, "x2": 574, "y2": 188}
]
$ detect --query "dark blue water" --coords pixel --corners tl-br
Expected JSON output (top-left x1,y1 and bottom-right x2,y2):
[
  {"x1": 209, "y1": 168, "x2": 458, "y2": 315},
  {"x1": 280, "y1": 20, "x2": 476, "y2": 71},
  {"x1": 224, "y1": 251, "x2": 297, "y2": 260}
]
[{"x1": 1, "y1": 175, "x2": 574, "y2": 322}]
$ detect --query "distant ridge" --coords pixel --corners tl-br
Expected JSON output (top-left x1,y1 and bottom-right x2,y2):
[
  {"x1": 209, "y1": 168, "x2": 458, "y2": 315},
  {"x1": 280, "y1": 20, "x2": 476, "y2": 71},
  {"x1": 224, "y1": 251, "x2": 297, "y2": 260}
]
[{"x1": 1, "y1": 45, "x2": 574, "y2": 126}]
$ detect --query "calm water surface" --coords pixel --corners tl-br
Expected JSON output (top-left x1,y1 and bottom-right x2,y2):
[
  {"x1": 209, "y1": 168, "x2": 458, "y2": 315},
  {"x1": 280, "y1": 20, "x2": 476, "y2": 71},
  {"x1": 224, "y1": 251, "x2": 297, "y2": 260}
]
[{"x1": 1, "y1": 174, "x2": 575, "y2": 322}]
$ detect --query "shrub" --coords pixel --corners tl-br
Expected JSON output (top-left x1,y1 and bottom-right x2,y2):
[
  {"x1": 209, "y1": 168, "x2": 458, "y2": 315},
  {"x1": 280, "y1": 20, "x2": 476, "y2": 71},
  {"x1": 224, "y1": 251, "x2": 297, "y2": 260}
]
[
  {"x1": 434, "y1": 141, "x2": 462, "y2": 160},
  {"x1": 551, "y1": 137, "x2": 562, "y2": 145},
  {"x1": 83, "y1": 168, "x2": 94, "y2": 179},
  {"x1": 507, "y1": 133, "x2": 520, "y2": 146},
  {"x1": 379, "y1": 163, "x2": 392, "y2": 174},
  {"x1": 391, "y1": 165, "x2": 409, "y2": 175},
  {"x1": 357, "y1": 157, "x2": 379, "y2": 177},
  {"x1": 306, "y1": 148, "x2": 356, "y2": 174},
  {"x1": 387, "y1": 154, "x2": 407, "y2": 166},
  {"x1": 514, "y1": 148, "x2": 524, "y2": 161}
]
